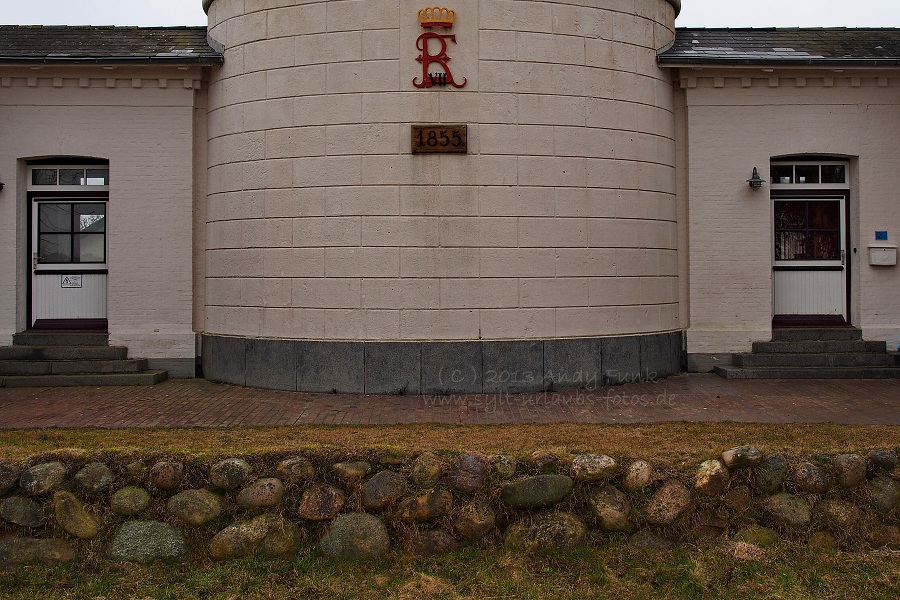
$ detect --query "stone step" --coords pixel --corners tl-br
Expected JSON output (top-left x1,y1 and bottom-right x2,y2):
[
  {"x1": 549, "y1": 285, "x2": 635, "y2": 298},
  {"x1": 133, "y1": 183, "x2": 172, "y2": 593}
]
[
  {"x1": 0, "y1": 370, "x2": 168, "y2": 388},
  {"x1": 733, "y1": 352, "x2": 900, "y2": 368},
  {"x1": 0, "y1": 346, "x2": 129, "y2": 360},
  {"x1": 713, "y1": 365, "x2": 900, "y2": 380},
  {"x1": 751, "y1": 340, "x2": 887, "y2": 354},
  {"x1": 772, "y1": 327, "x2": 862, "y2": 342},
  {"x1": 0, "y1": 359, "x2": 148, "y2": 376},
  {"x1": 13, "y1": 332, "x2": 109, "y2": 347}
]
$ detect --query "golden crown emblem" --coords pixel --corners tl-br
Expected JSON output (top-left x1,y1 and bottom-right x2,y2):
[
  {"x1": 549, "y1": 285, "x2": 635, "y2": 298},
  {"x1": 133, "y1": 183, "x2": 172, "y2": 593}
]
[{"x1": 418, "y1": 6, "x2": 456, "y2": 29}]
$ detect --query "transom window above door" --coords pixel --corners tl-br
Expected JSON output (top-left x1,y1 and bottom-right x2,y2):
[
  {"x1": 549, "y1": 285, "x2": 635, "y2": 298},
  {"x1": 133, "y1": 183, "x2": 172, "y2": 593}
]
[
  {"x1": 770, "y1": 161, "x2": 849, "y2": 188},
  {"x1": 28, "y1": 165, "x2": 109, "y2": 190}
]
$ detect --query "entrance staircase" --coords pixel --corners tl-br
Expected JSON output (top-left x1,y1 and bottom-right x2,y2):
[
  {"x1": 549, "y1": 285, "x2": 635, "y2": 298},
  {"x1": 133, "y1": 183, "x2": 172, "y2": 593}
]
[
  {"x1": 714, "y1": 327, "x2": 900, "y2": 379},
  {"x1": 0, "y1": 331, "x2": 167, "y2": 387}
]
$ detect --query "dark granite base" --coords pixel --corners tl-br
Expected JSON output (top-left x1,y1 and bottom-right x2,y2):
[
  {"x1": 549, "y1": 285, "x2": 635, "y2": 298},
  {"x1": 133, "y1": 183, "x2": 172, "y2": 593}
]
[{"x1": 201, "y1": 332, "x2": 684, "y2": 395}]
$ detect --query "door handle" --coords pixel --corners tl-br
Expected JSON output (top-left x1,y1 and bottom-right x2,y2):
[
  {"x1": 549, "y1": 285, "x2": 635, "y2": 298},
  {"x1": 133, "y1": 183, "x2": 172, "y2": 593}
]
[
  {"x1": 32, "y1": 252, "x2": 43, "y2": 269},
  {"x1": 841, "y1": 250, "x2": 846, "y2": 265}
]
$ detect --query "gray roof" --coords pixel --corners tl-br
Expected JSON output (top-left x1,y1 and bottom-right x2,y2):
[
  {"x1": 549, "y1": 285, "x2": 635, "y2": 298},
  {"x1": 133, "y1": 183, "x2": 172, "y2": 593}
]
[
  {"x1": 659, "y1": 28, "x2": 900, "y2": 67},
  {"x1": 0, "y1": 26, "x2": 222, "y2": 65}
]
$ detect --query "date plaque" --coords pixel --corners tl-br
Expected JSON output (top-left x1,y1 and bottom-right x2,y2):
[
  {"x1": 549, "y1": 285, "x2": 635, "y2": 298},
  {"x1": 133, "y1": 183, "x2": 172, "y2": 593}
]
[{"x1": 411, "y1": 124, "x2": 467, "y2": 154}]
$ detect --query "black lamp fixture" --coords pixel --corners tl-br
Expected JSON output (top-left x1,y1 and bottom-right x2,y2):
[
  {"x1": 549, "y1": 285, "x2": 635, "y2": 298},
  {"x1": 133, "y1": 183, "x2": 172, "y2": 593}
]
[
  {"x1": 0, "y1": 181, "x2": 4, "y2": 192},
  {"x1": 747, "y1": 167, "x2": 765, "y2": 189}
]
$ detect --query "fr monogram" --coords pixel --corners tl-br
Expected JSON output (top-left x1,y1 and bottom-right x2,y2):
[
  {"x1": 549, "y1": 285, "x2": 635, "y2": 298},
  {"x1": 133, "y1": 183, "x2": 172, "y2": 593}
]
[{"x1": 413, "y1": 7, "x2": 467, "y2": 89}]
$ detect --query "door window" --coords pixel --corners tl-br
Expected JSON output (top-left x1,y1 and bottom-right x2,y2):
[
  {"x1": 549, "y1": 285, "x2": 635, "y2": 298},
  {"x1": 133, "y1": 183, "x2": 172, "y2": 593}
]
[
  {"x1": 774, "y1": 200, "x2": 841, "y2": 261},
  {"x1": 37, "y1": 202, "x2": 107, "y2": 264}
]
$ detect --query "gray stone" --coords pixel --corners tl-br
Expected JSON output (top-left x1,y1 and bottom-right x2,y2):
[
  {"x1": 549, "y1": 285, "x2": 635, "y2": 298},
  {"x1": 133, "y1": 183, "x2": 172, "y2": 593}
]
[
  {"x1": 364, "y1": 342, "x2": 421, "y2": 395},
  {"x1": 167, "y1": 489, "x2": 226, "y2": 526},
  {"x1": 245, "y1": 338, "x2": 297, "y2": 391},
  {"x1": 410, "y1": 530, "x2": 458, "y2": 556},
  {"x1": 108, "y1": 520, "x2": 185, "y2": 563},
  {"x1": 148, "y1": 461, "x2": 184, "y2": 491},
  {"x1": 640, "y1": 332, "x2": 678, "y2": 380},
  {"x1": 393, "y1": 489, "x2": 452, "y2": 522},
  {"x1": 602, "y1": 335, "x2": 641, "y2": 385},
  {"x1": 110, "y1": 486, "x2": 152, "y2": 516},
  {"x1": 296, "y1": 341, "x2": 364, "y2": 394},
  {"x1": 834, "y1": 453, "x2": 866, "y2": 488},
  {"x1": 320, "y1": 512, "x2": 390, "y2": 560},
  {"x1": 297, "y1": 484, "x2": 345, "y2": 521},
  {"x1": 454, "y1": 503, "x2": 495, "y2": 539},
  {"x1": 694, "y1": 460, "x2": 729, "y2": 496},
  {"x1": 237, "y1": 478, "x2": 285, "y2": 509},
  {"x1": 201, "y1": 335, "x2": 246, "y2": 386},
  {"x1": 733, "y1": 525, "x2": 780, "y2": 547},
  {"x1": 723, "y1": 485, "x2": 753, "y2": 513},
  {"x1": 629, "y1": 530, "x2": 674, "y2": 550},
  {"x1": 209, "y1": 458, "x2": 254, "y2": 490},
  {"x1": 375, "y1": 447, "x2": 409, "y2": 466},
  {"x1": 209, "y1": 514, "x2": 300, "y2": 560},
  {"x1": 792, "y1": 462, "x2": 830, "y2": 494},
  {"x1": 53, "y1": 491, "x2": 101, "y2": 539},
  {"x1": 866, "y1": 524, "x2": 900, "y2": 549},
  {"x1": 572, "y1": 454, "x2": 618, "y2": 482},
  {"x1": 332, "y1": 461, "x2": 372, "y2": 486},
  {"x1": 0, "y1": 537, "x2": 76, "y2": 567},
  {"x1": 622, "y1": 460, "x2": 653, "y2": 493},
  {"x1": 276, "y1": 456, "x2": 316, "y2": 484},
  {"x1": 645, "y1": 479, "x2": 692, "y2": 525},
  {"x1": 482, "y1": 340, "x2": 543, "y2": 393},
  {"x1": 19, "y1": 461, "x2": 67, "y2": 496},
  {"x1": 868, "y1": 449, "x2": 898, "y2": 473},
  {"x1": 260, "y1": 517, "x2": 302, "y2": 557},
  {"x1": 421, "y1": 341, "x2": 483, "y2": 395},
  {"x1": 0, "y1": 462, "x2": 19, "y2": 496},
  {"x1": 446, "y1": 454, "x2": 486, "y2": 494},
  {"x1": 0, "y1": 496, "x2": 45, "y2": 528},
  {"x1": 74, "y1": 462, "x2": 115, "y2": 494},
  {"x1": 500, "y1": 474, "x2": 574, "y2": 510},
  {"x1": 410, "y1": 452, "x2": 444, "y2": 488},
  {"x1": 754, "y1": 453, "x2": 787, "y2": 494},
  {"x1": 529, "y1": 451, "x2": 560, "y2": 472},
  {"x1": 817, "y1": 498, "x2": 861, "y2": 528},
  {"x1": 866, "y1": 475, "x2": 900, "y2": 513},
  {"x1": 124, "y1": 461, "x2": 146, "y2": 483},
  {"x1": 764, "y1": 493, "x2": 811, "y2": 527},
  {"x1": 721, "y1": 446, "x2": 763, "y2": 469},
  {"x1": 361, "y1": 470, "x2": 407, "y2": 510},
  {"x1": 543, "y1": 338, "x2": 602, "y2": 391},
  {"x1": 505, "y1": 512, "x2": 587, "y2": 550},
  {"x1": 586, "y1": 484, "x2": 632, "y2": 531},
  {"x1": 489, "y1": 455, "x2": 517, "y2": 479}
]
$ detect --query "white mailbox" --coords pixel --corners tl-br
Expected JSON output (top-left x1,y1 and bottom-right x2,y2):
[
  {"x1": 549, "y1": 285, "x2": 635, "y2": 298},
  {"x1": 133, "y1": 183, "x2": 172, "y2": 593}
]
[{"x1": 868, "y1": 243, "x2": 898, "y2": 266}]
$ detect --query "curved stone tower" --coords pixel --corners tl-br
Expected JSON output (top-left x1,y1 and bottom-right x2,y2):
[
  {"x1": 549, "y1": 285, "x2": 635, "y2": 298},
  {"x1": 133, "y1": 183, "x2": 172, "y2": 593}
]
[{"x1": 201, "y1": 0, "x2": 682, "y2": 393}]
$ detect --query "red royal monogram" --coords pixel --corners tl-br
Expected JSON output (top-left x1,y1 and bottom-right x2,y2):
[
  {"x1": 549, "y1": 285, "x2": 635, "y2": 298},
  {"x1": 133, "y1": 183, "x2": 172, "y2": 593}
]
[{"x1": 413, "y1": 32, "x2": 467, "y2": 89}]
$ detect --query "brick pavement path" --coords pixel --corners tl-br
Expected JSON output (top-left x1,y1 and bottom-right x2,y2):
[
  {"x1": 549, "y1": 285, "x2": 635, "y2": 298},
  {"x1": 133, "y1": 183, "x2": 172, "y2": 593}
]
[{"x1": 0, "y1": 374, "x2": 897, "y2": 428}]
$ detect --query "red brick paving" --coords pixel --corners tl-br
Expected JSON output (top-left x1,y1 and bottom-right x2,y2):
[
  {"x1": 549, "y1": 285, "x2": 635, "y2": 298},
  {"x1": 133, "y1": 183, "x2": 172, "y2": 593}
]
[{"x1": 0, "y1": 374, "x2": 897, "y2": 429}]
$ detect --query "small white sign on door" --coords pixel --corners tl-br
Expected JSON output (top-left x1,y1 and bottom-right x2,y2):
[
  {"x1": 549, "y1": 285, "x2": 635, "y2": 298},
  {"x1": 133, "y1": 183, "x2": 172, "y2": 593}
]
[{"x1": 61, "y1": 274, "x2": 83, "y2": 288}]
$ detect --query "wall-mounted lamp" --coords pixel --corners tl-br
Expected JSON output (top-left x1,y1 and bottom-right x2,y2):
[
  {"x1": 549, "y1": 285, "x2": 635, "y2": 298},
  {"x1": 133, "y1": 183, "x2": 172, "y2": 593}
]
[
  {"x1": 747, "y1": 167, "x2": 765, "y2": 189},
  {"x1": 0, "y1": 181, "x2": 5, "y2": 192}
]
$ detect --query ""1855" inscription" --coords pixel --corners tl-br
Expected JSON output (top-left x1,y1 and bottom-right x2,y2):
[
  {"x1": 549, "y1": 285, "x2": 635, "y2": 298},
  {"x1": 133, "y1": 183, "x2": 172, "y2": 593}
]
[{"x1": 411, "y1": 124, "x2": 467, "y2": 153}]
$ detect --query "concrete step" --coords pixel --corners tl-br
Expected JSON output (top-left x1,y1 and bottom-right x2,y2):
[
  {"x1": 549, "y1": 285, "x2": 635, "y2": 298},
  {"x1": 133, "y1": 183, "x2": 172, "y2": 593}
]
[
  {"x1": 0, "y1": 370, "x2": 168, "y2": 388},
  {"x1": 714, "y1": 365, "x2": 900, "y2": 380},
  {"x1": 733, "y1": 352, "x2": 900, "y2": 368},
  {"x1": 0, "y1": 359, "x2": 148, "y2": 376},
  {"x1": 0, "y1": 346, "x2": 129, "y2": 360},
  {"x1": 772, "y1": 327, "x2": 862, "y2": 342},
  {"x1": 751, "y1": 340, "x2": 887, "y2": 354},
  {"x1": 13, "y1": 332, "x2": 109, "y2": 347}
]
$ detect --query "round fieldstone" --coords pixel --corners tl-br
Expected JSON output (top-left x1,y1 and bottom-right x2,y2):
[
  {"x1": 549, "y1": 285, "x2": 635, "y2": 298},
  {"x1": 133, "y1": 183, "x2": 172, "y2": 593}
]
[
  {"x1": 500, "y1": 474, "x2": 574, "y2": 510},
  {"x1": 586, "y1": 483, "x2": 631, "y2": 531},
  {"x1": 834, "y1": 453, "x2": 866, "y2": 488},
  {"x1": 0, "y1": 462, "x2": 21, "y2": 496},
  {"x1": 74, "y1": 462, "x2": 115, "y2": 494},
  {"x1": 629, "y1": 530, "x2": 674, "y2": 550},
  {"x1": 209, "y1": 458, "x2": 253, "y2": 490},
  {"x1": 764, "y1": 493, "x2": 811, "y2": 527},
  {"x1": 490, "y1": 455, "x2": 517, "y2": 480},
  {"x1": 866, "y1": 475, "x2": 900, "y2": 513},
  {"x1": 866, "y1": 524, "x2": 900, "y2": 549},
  {"x1": 792, "y1": 462, "x2": 830, "y2": 494},
  {"x1": 410, "y1": 452, "x2": 444, "y2": 489},
  {"x1": 110, "y1": 486, "x2": 152, "y2": 516},
  {"x1": 694, "y1": 509, "x2": 729, "y2": 539},
  {"x1": 733, "y1": 525, "x2": 780, "y2": 547},
  {"x1": 124, "y1": 461, "x2": 146, "y2": 482},
  {"x1": 411, "y1": 530, "x2": 459, "y2": 556},
  {"x1": 505, "y1": 512, "x2": 587, "y2": 550},
  {"x1": 393, "y1": 489, "x2": 452, "y2": 522},
  {"x1": 209, "y1": 514, "x2": 299, "y2": 560},
  {"x1": 695, "y1": 460, "x2": 729, "y2": 496},
  {"x1": 0, "y1": 537, "x2": 76, "y2": 567},
  {"x1": 0, "y1": 496, "x2": 46, "y2": 528},
  {"x1": 236, "y1": 478, "x2": 285, "y2": 509},
  {"x1": 754, "y1": 453, "x2": 787, "y2": 494},
  {"x1": 868, "y1": 449, "x2": 898, "y2": 473},
  {"x1": 167, "y1": 488, "x2": 226, "y2": 526},
  {"x1": 276, "y1": 456, "x2": 316, "y2": 484},
  {"x1": 148, "y1": 461, "x2": 184, "y2": 491},
  {"x1": 297, "y1": 483, "x2": 345, "y2": 521},
  {"x1": 332, "y1": 461, "x2": 372, "y2": 486},
  {"x1": 817, "y1": 498, "x2": 860, "y2": 528},
  {"x1": 454, "y1": 503, "x2": 495, "y2": 539},
  {"x1": 529, "y1": 451, "x2": 560, "y2": 472},
  {"x1": 109, "y1": 520, "x2": 185, "y2": 563},
  {"x1": 808, "y1": 530, "x2": 839, "y2": 550},
  {"x1": 622, "y1": 460, "x2": 653, "y2": 493},
  {"x1": 721, "y1": 446, "x2": 763, "y2": 469},
  {"x1": 53, "y1": 491, "x2": 101, "y2": 539},
  {"x1": 572, "y1": 454, "x2": 618, "y2": 482},
  {"x1": 19, "y1": 461, "x2": 67, "y2": 496},
  {"x1": 361, "y1": 470, "x2": 407, "y2": 510},
  {"x1": 446, "y1": 454, "x2": 486, "y2": 494},
  {"x1": 376, "y1": 447, "x2": 409, "y2": 466},
  {"x1": 645, "y1": 479, "x2": 692, "y2": 526},
  {"x1": 723, "y1": 485, "x2": 753, "y2": 513},
  {"x1": 260, "y1": 517, "x2": 302, "y2": 557},
  {"x1": 320, "y1": 512, "x2": 390, "y2": 560}
]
